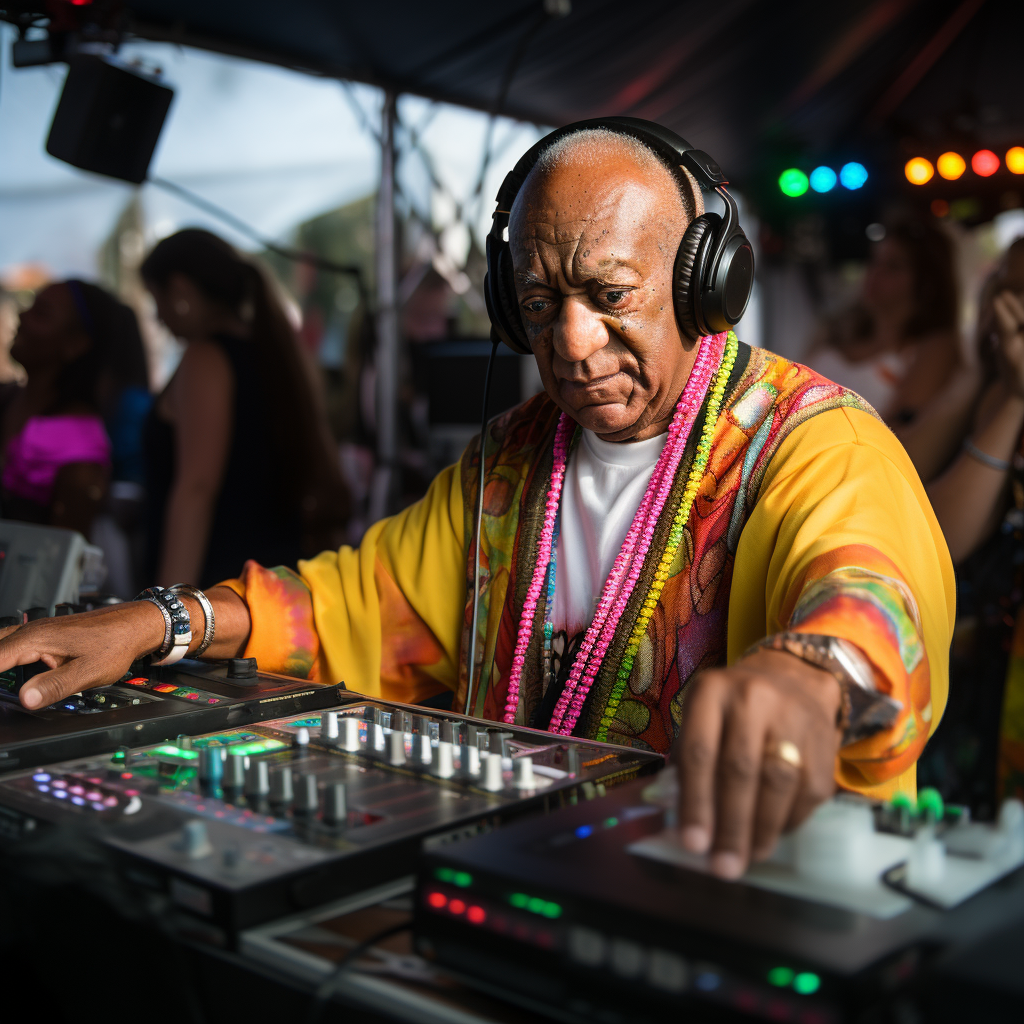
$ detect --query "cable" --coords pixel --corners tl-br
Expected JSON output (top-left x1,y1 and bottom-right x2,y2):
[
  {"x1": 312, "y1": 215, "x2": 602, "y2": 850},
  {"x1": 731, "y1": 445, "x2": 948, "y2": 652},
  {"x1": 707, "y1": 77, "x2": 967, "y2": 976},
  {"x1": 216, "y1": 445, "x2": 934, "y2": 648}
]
[
  {"x1": 464, "y1": 338, "x2": 500, "y2": 716},
  {"x1": 304, "y1": 921, "x2": 412, "y2": 1024}
]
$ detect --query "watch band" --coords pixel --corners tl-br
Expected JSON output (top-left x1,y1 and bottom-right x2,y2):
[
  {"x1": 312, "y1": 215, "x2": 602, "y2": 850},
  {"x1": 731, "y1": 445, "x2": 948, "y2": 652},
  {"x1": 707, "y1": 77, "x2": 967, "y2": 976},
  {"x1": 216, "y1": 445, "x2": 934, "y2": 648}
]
[
  {"x1": 746, "y1": 631, "x2": 903, "y2": 747},
  {"x1": 135, "y1": 586, "x2": 192, "y2": 665},
  {"x1": 168, "y1": 584, "x2": 215, "y2": 658}
]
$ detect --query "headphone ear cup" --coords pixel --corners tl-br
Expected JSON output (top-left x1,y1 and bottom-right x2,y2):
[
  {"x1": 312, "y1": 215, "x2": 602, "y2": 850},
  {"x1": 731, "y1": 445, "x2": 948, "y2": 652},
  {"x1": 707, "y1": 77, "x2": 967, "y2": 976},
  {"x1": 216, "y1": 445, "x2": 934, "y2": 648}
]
[
  {"x1": 674, "y1": 213, "x2": 719, "y2": 341},
  {"x1": 495, "y1": 244, "x2": 531, "y2": 354}
]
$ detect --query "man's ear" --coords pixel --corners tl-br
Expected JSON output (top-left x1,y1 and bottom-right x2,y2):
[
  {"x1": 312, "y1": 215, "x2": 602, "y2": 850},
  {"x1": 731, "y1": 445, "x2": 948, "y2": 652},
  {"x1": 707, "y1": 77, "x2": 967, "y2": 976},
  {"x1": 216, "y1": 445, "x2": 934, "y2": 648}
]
[{"x1": 678, "y1": 166, "x2": 705, "y2": 225}]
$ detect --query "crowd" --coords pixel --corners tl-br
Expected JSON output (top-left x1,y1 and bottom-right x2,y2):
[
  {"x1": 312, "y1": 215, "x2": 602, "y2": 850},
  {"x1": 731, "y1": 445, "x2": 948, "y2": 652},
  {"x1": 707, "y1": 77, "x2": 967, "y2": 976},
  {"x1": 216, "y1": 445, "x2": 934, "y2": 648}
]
[{"x1": 2, "y1": 209, "x2": 1023, "y2": 819}]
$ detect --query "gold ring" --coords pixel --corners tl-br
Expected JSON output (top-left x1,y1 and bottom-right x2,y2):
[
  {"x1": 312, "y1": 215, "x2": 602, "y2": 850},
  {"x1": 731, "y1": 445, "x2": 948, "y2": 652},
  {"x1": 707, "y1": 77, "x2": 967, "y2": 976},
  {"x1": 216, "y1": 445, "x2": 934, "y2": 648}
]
[{"x1": 767, "y1": 740, "x2": 803, "y2": 770}]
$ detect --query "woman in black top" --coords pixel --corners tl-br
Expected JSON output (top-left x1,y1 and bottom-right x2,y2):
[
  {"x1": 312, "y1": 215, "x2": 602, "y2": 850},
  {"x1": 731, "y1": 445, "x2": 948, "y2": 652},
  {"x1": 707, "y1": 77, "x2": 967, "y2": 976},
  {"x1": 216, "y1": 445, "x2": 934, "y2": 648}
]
[{"x1": 140, "y1": 229, "x2": 348, "y2": 588}]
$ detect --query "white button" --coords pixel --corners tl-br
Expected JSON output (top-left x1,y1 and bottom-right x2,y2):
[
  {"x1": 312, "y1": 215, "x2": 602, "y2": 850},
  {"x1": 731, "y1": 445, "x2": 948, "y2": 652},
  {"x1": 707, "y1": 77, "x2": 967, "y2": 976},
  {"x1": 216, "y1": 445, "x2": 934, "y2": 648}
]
[
  {"x1": 610, "y1": 938, "x2": 644, "y2": 978},
  {"x1": 568, "y1": 926, "x2": 606, "y2": 966},
  {"x1": 648, "y1": 949, "x2": 688, "y2": 992}
]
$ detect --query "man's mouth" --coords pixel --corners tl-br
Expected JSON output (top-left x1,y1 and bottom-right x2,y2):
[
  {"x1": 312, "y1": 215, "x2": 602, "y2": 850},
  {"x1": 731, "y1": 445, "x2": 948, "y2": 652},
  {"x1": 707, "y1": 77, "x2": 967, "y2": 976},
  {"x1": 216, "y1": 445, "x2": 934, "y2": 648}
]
[{"x1": 558, "y1": 372, "x2": 622, "y2": 393}]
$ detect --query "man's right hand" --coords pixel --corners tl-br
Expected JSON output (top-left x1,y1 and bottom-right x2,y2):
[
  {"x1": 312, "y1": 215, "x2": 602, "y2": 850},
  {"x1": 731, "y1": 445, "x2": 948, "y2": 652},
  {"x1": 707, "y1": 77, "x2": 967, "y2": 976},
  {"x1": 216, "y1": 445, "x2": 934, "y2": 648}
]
[{"x1": 0, "y1": 601, "x2": 168, "y2": 710}]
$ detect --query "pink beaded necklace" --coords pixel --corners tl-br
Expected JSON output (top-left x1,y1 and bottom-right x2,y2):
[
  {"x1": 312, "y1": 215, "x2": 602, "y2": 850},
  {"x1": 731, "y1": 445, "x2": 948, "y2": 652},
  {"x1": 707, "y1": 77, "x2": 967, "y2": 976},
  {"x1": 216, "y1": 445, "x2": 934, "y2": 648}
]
[{"x1": 501, "y1": 333, "x2": 728, "y2": 728}]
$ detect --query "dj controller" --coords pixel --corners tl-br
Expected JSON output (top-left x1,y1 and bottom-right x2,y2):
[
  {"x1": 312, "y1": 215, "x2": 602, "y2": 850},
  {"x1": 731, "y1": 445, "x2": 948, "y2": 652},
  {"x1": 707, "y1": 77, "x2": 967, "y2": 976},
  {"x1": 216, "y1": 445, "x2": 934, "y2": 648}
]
[
  {"x1": 414, "y1": 770, "x2": 1024, "y2": 1023},
  {"x1": 0, "y1": 656, "x2": 343, "y2": 772},
  {"x1": 0, "y1": 698, "x2": 662, "y2": 944}
]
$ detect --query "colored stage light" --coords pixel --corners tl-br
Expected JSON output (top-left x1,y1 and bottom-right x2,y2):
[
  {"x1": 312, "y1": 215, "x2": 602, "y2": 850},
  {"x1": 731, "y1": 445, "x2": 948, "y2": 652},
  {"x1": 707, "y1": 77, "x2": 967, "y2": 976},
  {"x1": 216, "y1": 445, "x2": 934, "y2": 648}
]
[
  {"x1": 839, "y1": 162, "x2": 868, "y2": 189},
  {"x1": 778, "y1": 168, "x2": 809, "y2": 197},
  {"x1": 937, "y1": 152, "x2": 965, "y2": 180},
  {"x1": 1007, "y1": 147, "x2": 1024, "y2": 175},
  {"x1": 972, "y1": 149, "x2": 999, "y2": 176},
  {"x1": 905, "y1": 158, "x2": 934, "y2": 185},
  {"x1": 809, "y1": 166, "x2": 837, "y2": 192}
]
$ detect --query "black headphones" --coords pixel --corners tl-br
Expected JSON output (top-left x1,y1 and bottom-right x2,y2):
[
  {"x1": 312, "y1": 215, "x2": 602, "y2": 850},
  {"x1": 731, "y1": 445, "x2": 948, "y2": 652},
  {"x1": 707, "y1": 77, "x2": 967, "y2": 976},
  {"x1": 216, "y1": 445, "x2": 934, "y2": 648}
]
[{"x1": 484, "y1": 116, "x2": 755, "y2": 354}]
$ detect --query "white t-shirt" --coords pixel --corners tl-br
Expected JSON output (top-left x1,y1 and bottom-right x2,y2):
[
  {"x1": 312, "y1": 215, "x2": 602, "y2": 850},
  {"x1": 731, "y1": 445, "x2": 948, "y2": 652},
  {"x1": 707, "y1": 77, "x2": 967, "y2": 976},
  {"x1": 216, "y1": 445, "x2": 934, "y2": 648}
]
[{"x1": 552, "y1": 428, "x2": 667, "y2": 636}]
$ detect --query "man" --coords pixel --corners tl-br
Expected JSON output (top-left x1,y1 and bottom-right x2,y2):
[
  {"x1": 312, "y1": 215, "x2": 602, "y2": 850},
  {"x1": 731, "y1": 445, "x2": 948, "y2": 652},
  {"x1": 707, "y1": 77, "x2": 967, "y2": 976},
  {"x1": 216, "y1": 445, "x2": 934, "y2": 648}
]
[{"x1": 0, "y1": 125, "x2": 953, "y2": 880}]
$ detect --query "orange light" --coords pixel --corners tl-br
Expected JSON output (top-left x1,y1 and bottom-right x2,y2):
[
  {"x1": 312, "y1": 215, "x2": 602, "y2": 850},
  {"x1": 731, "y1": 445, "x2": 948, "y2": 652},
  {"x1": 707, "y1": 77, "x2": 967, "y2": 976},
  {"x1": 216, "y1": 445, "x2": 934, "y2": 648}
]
[
  {"x1": 931, "y1": 199, "x2": 950, "y2": 218},
  {"x1": 905, "y1": 158, "x2": 934, "y2": 185},
  {"x1": 972, "y1": 149, "x2": 1000, "y2": 177},
  {"x1": 937, "y1": 152, "x2": 966, "y2": 180},
  {"x1": 1007, "y1": 147, "x2": 1024, "y2": 175}
]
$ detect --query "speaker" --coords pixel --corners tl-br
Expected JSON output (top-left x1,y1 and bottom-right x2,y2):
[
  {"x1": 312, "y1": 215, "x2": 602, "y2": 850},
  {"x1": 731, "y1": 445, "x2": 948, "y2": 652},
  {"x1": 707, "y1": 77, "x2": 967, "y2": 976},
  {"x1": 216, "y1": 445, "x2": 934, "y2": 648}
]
[{"x1": 46, "y1": 55, "x2": 174, "y2": 185}]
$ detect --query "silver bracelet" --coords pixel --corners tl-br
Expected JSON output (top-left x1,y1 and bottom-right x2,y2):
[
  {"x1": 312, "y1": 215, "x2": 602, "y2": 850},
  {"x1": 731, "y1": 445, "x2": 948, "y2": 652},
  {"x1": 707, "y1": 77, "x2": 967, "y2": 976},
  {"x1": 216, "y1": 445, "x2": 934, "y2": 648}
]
[
  {"x1": 963, "y1": 438, "x2": 1011, "y2": 472},
  {"x1": 168, "y1": 584, "x2": 215, "y2": 657},
  {"x1": 140, "y1": 595, "x2": 174, "y2": 660}
]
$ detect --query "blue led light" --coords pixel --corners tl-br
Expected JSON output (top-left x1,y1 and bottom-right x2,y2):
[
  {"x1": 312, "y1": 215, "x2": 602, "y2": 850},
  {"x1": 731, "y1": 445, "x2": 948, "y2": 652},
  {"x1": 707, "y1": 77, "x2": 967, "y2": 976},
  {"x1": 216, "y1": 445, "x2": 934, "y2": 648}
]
[
  {"x1": 575, "y1": 825, "x2": 593, "y2": 839},
  {"x1": 32, "y1": 772, "x2": 50, "y2": 782},
  {"x1": 70, "y1": 796, "x2": 86, "y2": 806},
  {"x1": 53, "y1": 790, "x2": 68, "y2": 799},
  {"x1": 840, "y1": 162, "x2": 868, "y2": 189},
  {"x1": 36, "y1": 785, "x2": 49, "y2": 793},
  {"x1": 695, "y1": 971, "x2": 721, "y2": 992},
  {"x1": 809, "y1": 166, "x2": 837, "y2": 193}
]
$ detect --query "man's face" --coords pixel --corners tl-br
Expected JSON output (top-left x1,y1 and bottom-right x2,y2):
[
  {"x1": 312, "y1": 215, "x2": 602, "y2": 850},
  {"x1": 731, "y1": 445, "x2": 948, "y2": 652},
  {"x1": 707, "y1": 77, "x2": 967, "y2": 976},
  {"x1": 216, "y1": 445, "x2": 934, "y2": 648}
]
[{"x1": 509, "y1": 148, "x2": 694, "y2": 442}]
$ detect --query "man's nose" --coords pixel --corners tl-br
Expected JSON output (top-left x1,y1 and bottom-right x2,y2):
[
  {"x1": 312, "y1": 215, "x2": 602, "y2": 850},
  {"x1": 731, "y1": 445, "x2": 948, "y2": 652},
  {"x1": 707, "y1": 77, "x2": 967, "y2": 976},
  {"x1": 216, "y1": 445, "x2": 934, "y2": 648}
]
[{"x1": 552, "y1": 296, "x2": 608, "y2": 364}]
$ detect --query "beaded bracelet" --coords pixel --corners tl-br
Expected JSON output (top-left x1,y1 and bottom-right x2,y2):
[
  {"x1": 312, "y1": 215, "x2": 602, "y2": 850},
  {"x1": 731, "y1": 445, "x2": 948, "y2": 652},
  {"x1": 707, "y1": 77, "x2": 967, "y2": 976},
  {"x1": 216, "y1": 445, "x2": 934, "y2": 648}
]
[
  {"x1": 135, "y1": 586, "x2": 192, "y2": 665},
  {"x1": 168, "y1": 584, "x2": 215, "y2": 657}
]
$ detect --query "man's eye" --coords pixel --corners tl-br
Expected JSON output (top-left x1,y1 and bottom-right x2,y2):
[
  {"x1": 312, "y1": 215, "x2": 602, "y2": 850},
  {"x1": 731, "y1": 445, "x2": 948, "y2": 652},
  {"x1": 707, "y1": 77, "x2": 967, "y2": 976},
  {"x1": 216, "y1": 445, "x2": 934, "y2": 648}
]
[
  {"x1": 523, "y1": 299, "x2": 550, "y2": 314},
  {"x1": 603, "y1": 289, "x2": 628, "y2": 305}
]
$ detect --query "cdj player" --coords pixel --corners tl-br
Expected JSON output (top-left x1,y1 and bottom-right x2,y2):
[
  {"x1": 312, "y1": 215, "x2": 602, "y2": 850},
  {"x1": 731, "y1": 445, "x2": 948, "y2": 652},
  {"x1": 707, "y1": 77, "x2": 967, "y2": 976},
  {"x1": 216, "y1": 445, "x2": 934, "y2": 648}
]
[
  {"x1": 0, "y1": 699, "x2": 661, "y2": 945},
  {"x1": 414, "y1": 771, "x2": 1024, "y2": 1024},
  {"x1": 0, "y1": 656, "x2": 343, "y2": 772}
]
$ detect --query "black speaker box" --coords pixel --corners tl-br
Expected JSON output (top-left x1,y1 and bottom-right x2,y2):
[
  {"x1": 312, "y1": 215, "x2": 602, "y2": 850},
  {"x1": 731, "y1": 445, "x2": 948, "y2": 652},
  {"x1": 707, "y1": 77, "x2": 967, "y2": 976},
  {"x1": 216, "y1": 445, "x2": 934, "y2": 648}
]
[{"x1": 46, "y1": 55, "x2": 174, "y2": 185}]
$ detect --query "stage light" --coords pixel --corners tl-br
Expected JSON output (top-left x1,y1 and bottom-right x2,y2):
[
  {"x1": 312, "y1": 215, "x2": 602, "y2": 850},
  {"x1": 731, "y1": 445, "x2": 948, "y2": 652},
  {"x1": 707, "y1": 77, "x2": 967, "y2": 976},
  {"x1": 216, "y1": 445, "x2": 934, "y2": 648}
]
[
  {"x1": 905, "y1": 158, "x2": 934, "y2": 185},
  {"x1": 809, "y1": 166, "x2": 837, "y2": 193},
  {"x1": 1007, "y1": 147, "x2": 1024, "y2": 175},
  {"x1": 839, "y1": 162, "x2": 868, "y2": 189},
  {"x1": 779, "y1": 168, "x2": 809, "y2": 197},
  {"x1": 937, "y1": 152, "x2": 965, "y2": 180},
  {"x1": 972, "y1": 149, "x2": 999, "y2": 177}
]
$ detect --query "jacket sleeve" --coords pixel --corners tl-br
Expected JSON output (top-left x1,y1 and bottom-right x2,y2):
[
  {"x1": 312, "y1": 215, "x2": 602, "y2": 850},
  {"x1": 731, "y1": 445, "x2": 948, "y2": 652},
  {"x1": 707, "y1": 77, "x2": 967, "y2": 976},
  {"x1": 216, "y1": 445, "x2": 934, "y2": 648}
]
[
  {"x1": 218, "y1": 459, "x2": 466, "y2": 705},
  {"x1": 727, "y1": 407, "x2": 955, "y2": 801}
]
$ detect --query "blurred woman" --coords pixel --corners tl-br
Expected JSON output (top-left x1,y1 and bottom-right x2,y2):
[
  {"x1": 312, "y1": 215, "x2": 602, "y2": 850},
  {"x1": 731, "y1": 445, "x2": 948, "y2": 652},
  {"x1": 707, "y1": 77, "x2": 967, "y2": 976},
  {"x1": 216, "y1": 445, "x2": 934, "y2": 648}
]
[
  {"x1": 0, "y1": 280, "x2": 140, "y2": 537},
  {"x1": 140, "y1": 229, "x2": 348, "y2": 588},
  {"x1": 807, "y1": 217, "x2": 962, "y2": 480}
]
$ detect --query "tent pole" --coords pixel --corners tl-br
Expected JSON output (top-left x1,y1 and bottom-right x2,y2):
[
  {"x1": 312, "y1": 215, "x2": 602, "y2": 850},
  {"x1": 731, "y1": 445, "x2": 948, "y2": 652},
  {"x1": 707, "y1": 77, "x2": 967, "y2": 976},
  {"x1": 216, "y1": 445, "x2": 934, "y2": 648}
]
[{"x1": 370, "y1": 90, "x2": 399, "y2": 522}]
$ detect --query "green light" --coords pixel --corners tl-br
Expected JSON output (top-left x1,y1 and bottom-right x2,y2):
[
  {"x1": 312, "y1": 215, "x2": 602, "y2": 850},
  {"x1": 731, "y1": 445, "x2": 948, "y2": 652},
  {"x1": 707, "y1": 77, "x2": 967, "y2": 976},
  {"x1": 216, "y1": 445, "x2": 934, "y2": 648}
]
[
  {"x1": 767, "y1": 967, "x2": 795, "y2": 987},
  {"x1": 527, "y1": 897, "x2": 547, "y2": 915},
  {"x1": 509, "y1": 893, "x2": 529, "y2": 909},
  {"x1": 604, "y1": 817, "x2": 619, "y2": 829},
  {"x1": 917, "y1": 788, "x2": 944, "y2": 820},
  {"x1": 890, "y1": 792, "x2": 914, "y2": 811},
  {"x1": 453, "y1": 871, "x2": 473, "y2": 888},
  {"x1": 793, "y1": 972, "x2": 820, "y2": 995},
  {"x1": 225, "y1": 739, "x2": 286, "y2": 757},
  {"x1": 778, "y1": 168, "x2": 809, "y2": 197},
  {"x1": 150, "y1": 744, "x2": 199, "y2": 760},
  {"x1": 435, "y1": 867, "x2": 456, "y2": 883},
  {"x1": 541, "y1": 902, "x2": 562, "y2": 919}
]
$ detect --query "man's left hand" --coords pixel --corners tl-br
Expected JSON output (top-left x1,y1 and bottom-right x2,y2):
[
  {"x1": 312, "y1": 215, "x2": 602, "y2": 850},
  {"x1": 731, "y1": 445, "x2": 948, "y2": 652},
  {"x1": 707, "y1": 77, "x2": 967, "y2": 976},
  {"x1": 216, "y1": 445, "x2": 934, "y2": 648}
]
[{"x1": 674, "y1": 648, "x2": 843, "y2": 879}]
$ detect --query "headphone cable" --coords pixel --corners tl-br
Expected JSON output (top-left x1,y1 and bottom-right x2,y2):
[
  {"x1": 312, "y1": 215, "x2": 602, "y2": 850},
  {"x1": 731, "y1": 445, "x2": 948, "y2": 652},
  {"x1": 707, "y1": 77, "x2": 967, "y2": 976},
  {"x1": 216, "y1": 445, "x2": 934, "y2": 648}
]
[{"x1": 464, "y1": 338, "x2": 500, "y2": 716}]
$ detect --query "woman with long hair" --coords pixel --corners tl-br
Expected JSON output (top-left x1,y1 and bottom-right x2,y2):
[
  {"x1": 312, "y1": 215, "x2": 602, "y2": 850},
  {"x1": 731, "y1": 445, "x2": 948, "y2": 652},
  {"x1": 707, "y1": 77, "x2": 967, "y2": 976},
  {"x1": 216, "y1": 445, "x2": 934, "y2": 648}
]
[{"x1": 140, "y1": 228, "x2": 348, "y2": 588}]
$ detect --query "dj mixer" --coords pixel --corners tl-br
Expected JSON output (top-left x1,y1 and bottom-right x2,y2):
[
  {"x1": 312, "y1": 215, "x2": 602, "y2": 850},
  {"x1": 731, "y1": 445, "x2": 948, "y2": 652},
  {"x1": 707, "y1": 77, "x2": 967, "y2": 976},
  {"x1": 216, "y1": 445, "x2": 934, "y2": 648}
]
[
  {"x1": 0, "y1": 698, "x2": 661, "y2": 944},
  {"x1": 0, "y1": 657, "x2": 343, "y2": 772},
  {"x1": 414, "y1": 771, "x2": 1024, "y2": 1024}
]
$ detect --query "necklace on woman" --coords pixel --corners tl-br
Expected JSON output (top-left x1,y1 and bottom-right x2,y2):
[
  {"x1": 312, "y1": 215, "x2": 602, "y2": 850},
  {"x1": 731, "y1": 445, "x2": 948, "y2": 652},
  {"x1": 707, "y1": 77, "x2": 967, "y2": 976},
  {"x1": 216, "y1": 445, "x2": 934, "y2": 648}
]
[{"x1": 502, "y1": 331, "x2": 739, "y2": 734}]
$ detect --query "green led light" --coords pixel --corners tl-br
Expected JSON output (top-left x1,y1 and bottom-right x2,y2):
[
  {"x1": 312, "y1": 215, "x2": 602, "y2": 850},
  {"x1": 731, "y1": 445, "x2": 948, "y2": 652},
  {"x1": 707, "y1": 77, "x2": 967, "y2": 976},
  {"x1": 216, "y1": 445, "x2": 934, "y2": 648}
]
[
  {"x1": 793, "y1": 972, "x2": 821, "y2": 995},
  {"x1": 767, "y1": 967, "x2": 795, "y2": 987},
  {"x1": 890, "y1": 792, "x2": 914, "y2": 811},
  {"x1": 604, "y1": 817, "x2": 619, "y2": 828},
  {"x1": 509, "y1": 893, "x2": 529, "y2": 909},
  {"x1": 778, "y1": 168, "x2": 809, "y2": 197},
  {"x1": 453, "y1": 871, "x2": 473, "y2": 888},
  {"x1": 527, "y1": 897, "x2": 547, "y2": 915},
  {"x1": 541, "y1": 902, "x2": 562, "y2": 919},
  {"x1": 435, "y1": 867, "x2": 456, "y2": 883},
  {"x1": 225, "y1": 739, "x2": 286, "y2": 757},
  {"x1": 917, "y1": 788, "x2": 944, "y2": 820},
  {"x1": 150, "y1": 744, "x2": 199, "y2": 760}
]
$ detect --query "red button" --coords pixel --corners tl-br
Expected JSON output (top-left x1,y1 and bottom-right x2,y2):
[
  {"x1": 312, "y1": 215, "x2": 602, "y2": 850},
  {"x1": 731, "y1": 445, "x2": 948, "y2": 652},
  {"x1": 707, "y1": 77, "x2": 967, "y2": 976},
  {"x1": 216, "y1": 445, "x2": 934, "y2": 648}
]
[
  {"x1": 152, "y1": 684, "x2": 176, "y2": 693},
  {"x1": 124, "y1": 677, "x2": 149, "y2": 687},
  {"x1": 184, "y1": 693, "x2": 200, "y2": 700}
]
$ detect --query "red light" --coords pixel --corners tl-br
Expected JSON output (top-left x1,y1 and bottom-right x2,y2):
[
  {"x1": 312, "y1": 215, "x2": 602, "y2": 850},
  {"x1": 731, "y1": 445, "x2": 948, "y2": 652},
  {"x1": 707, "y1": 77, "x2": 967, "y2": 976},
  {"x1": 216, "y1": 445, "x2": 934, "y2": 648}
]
[
  {"x1": 124, "y1": 677, "x2": 148, "y2": 686},
  {"x1": 120, "y1": 772, "x2": 133, "y2": 779},
  {"x1": 427, "y1": 891, "x2": 447, "y2": 909},
  {"x1": 449, "y1": 899, "x2": 466, "y2": 915},
  {"x1": 467, "y1": 905, "x2": 486, "y2": 924},
  {"x1": 972, "y1": 149, "x2": 1000, "y2": 177}
]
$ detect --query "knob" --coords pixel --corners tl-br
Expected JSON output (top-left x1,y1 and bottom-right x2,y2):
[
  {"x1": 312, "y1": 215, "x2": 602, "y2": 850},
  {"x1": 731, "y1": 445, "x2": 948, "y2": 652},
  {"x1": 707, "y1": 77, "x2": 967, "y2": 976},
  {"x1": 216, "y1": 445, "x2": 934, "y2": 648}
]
[
  {"x1": 227, "y1": 657, "x2": 258, "y2": 679},
  {"x1": 223, "y1": 753, "x2": 246, "y2": 789},
  {"x1": 339, "y1": 717, "x2": 361, "y2": 752},
  {"x1": 388, "y1": 730, "x2": 407, "y2": 766},
  {"x1": 54, "y1": 603, "x2": 76, "y2": 616},
  {"x1": 198, "y1": 747, "x2": 223, "y2": 783},
  {"x1": 177, "y1": 820, "x2": 213, "y2": 860},
  {"x1": 321, "y1": 712, "x2": 340, "y2": 742},
  {"x1": 906, "y1": 826, "x2": 946, "y2": 887},
  {"x1": 461, "y1": 744, "x2": 481, "y2": 777},
  {"x1": 434, "y1": 741, "x2": 455, "y2": 779},
  {"x1": 295, "y1": 773, "x2": 319, "y2": 814},
  {"x1": 270, "y1": 768, "x2": 294, "y2": 805},
  {"x1": 393, "y1": 710, "x2": 412, "y2": 733},
  {"x1": 489, "y1": 731, "x2": 512, "y2": 758},
  {"x1": 795, "y1": 801, "x2": 875, "y2": 886},
  {"x1": 177, "y1": 734, "x2": 192, "y2": 750},
  {"x1": 483, "y1": 751, "x2": 505, "y2": 792},
  {"x1": 414, "y1": 733, "x2": 432, "y2": 765},
  {"x1": 293, "y1": 727, "x2": 310, "y2": 751},
  {"x1": 439, "y1": 721, "x2": 455, "y2": 744},
  {"x1": 0, "y1": 616, "x2": 19, "y2": 628},
  {"x1": 244, "y1": 760, "x2": 270, "y2": 797},
  {"x1": 323, "y1": 782, "x2": 347, "y2": 825},
  {"x1": 513, "y1": 756, "x2": 537, "y2": 790},
  {"x1": 466, "y1": 725, "x2": 481, "y2": 749},
  {"x1": 565, "y1": 747, "x2": 580, "y2": 777},
  {"x1": 24, "y1": 606, "x2": 48, "y2": 622},
  {"x1": 413, "y1": 715, "x2": 431, "y2": 735}
]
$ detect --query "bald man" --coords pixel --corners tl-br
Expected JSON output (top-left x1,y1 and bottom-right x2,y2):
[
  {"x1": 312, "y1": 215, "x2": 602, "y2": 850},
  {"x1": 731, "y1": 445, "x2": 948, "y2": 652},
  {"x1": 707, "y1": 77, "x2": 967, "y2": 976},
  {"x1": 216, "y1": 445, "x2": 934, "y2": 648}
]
[{"x1": 0, "y1": 127, "x2": 953, "y2": 879}]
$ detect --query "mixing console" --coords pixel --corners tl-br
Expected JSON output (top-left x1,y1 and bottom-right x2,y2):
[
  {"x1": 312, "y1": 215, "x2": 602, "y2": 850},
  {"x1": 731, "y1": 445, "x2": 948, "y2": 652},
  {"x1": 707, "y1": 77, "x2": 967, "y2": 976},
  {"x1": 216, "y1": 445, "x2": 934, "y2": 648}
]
[
  {"x1": 0, "y1": 657, "x2": 343, "y2": 771},
  {"x1": 0, "y1": 699, "x2": 661, "y2": 943},
  {"x1": 415, "y1": 770, "x2": 1024, "y2": 1024}
]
